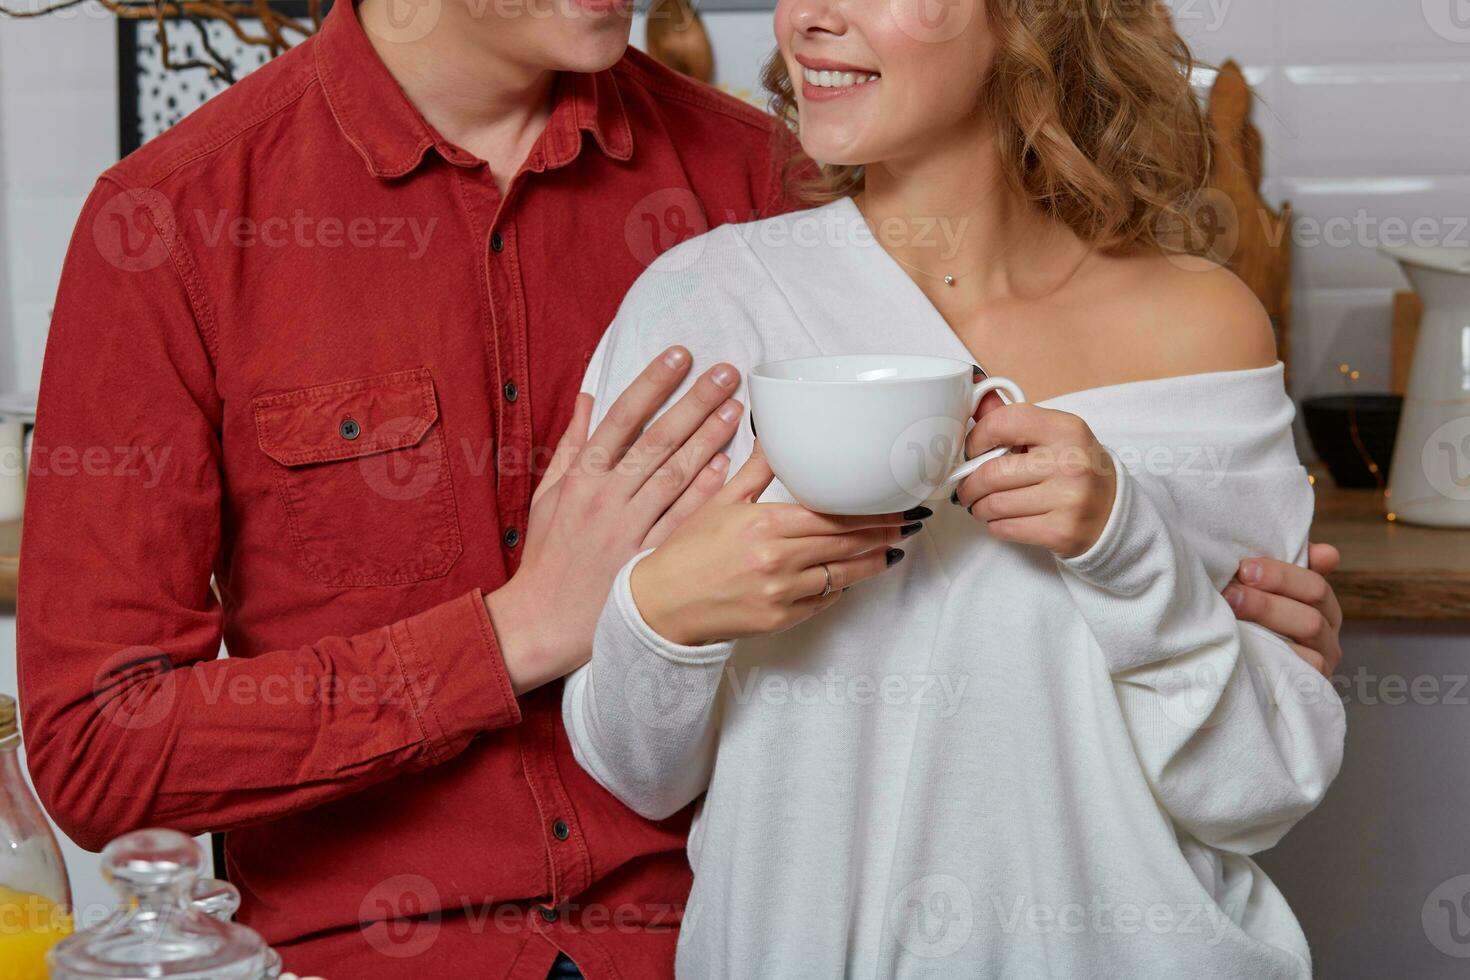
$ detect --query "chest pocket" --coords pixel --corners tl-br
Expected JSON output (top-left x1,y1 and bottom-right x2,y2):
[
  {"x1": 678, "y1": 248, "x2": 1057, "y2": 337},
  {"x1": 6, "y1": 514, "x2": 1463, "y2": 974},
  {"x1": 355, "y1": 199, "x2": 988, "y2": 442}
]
[{"x1": 253, "y1": 368, "x2": 462, "y2": 587}]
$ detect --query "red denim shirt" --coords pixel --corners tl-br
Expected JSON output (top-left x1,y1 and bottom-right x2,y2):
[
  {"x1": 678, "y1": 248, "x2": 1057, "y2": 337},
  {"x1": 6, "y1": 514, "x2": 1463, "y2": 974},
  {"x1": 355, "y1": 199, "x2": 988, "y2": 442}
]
[{"x1": 17, "y1": 3, "x2": 788, "y2": 975}]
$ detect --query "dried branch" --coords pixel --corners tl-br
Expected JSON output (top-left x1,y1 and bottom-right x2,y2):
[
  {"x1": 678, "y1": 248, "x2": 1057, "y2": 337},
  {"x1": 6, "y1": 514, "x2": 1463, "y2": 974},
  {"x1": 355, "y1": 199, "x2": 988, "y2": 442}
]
[
  {"x1": 0, "y1": 0, "x2": 317, "y2": 83},
  {"x1": 185, "y1": 13, "x2": 237, "y2": 82}
]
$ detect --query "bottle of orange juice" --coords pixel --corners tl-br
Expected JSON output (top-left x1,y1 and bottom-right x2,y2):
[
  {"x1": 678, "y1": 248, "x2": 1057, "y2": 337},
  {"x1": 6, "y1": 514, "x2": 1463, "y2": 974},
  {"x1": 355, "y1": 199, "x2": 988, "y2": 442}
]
[{"x1": 0, "y1": 693, "x2": 73, "y2": 980}]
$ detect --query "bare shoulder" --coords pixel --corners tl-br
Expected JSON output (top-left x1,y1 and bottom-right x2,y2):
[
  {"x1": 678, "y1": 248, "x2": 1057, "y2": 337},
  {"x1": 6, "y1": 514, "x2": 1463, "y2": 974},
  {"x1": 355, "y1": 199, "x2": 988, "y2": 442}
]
[{"x1": 1074, "y1": 251, "x2": 1279, "y2": 379}]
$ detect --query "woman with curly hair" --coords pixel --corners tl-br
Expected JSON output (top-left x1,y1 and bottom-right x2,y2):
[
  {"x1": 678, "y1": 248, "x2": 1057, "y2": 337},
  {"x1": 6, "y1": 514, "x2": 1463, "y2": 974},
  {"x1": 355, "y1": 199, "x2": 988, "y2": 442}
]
[{"x1": 560, "y1": 0, "x2": 1344, "y2": 975}]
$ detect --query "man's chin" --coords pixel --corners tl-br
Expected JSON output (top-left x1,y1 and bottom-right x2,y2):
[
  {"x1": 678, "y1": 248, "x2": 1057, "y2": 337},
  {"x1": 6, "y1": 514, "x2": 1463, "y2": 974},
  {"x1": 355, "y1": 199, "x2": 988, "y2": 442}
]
[
  {"x1": 565, "y1": 46, "x2": 631, "y2": 74},
  {"x1": 546, "y1": 40, "x2": 626, "y2": 74},
  {"x1": 548, "y1": 15, "x2": 634, "y2": 71}
]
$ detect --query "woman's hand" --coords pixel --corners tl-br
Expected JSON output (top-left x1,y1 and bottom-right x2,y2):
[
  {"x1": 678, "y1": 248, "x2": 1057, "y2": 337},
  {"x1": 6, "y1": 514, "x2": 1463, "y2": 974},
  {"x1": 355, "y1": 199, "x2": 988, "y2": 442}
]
[
  {"x1": 631, "y1": 445, "x2": 924, "y2": 647},
  {"x1": 960, "y1": 397, "x2": 1346, "y2": 677},
  {"x1": 952, "y1": 398, "x2": 1117, "y2": 558},
  {"x1": 1225, "y1": 544, "x2": 1345, "y2": 677}
]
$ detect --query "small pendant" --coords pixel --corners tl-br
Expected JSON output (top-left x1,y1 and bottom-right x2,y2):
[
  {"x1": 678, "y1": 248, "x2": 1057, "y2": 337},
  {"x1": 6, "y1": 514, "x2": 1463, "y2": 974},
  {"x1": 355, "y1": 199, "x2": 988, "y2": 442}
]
[{"x1": 943, "y1": 275, "x2": 956, "y2": 287}]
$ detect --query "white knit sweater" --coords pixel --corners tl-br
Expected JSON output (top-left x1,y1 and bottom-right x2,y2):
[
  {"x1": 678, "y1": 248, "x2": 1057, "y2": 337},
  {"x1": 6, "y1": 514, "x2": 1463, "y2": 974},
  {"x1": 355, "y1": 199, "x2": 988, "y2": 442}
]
[{"x1": 563, "y1": 199, "x2": 1345, "y2": 979}]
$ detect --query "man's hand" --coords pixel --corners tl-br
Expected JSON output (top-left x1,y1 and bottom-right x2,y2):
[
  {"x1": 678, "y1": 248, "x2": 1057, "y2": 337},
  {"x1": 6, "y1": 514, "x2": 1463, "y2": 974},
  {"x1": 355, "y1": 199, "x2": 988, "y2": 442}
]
[
  {"x1": 486, "y1": 346, "x2": 744, "y2": 694},
  {"x1": 1224, "y1": 543, "x2": 1344, "y2": 678}
]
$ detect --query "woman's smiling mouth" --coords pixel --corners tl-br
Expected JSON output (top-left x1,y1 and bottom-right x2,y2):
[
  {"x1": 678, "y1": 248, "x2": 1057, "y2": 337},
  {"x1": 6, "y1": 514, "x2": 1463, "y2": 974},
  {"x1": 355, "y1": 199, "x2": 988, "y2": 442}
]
[
  {"x1": 796, "y1": 57, "x2": 881, "y2": 100},
  {"x1": 801, "y1": 68, "x2": 880, "y2": 89}
]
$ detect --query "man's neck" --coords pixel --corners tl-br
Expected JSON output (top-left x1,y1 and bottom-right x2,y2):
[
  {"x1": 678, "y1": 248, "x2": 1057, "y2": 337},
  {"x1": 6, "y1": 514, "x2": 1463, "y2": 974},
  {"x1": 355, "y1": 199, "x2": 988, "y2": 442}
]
[{"x1": 358, "y1": 0, "x2": 557, "y2": 189}]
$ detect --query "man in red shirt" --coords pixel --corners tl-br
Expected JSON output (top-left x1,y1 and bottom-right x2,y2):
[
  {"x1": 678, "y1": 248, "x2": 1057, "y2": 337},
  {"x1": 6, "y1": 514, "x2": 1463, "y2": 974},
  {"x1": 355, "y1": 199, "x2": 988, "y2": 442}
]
[{"x1": 18, "y1": 0, "x2": 1345, "y2": 976}]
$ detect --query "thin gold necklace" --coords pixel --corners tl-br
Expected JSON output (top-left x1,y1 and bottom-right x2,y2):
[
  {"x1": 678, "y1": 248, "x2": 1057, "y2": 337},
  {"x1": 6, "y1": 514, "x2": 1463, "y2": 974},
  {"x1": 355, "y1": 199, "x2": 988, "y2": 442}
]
[
  {"x1": 886, "y1": 228, "x2": 1095, "y2": 301},
  {"x1": 854, "y1": 189, "x2": 1001, "y2": 287},
  {"x1": 863, "y1": 206, "x2": 1085, "y2": 293},
  {"x1": 883, "y1": 250, "x2": 974, "y2": 288}
]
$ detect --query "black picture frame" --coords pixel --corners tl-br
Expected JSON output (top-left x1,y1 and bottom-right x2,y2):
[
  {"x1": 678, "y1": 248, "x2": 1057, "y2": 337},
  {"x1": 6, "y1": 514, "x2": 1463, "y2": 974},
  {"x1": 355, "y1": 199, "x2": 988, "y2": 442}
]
[
  {"x1": 116, "y1": 16, "x2": 142, "y2": 157},
  {"x1": 116, "y1": 1, "x2": 324, "y2": 157}
]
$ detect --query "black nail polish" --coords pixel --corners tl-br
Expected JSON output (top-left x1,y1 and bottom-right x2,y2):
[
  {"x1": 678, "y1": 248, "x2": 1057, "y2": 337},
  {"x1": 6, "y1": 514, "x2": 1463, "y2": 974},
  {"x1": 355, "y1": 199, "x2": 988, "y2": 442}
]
[
  {"x1": 972, "y1": 364, "x2": 986, "y2": 380},
  {"x1": 842, "y1": 587, "x2": 850, "y2": 594},
  {"x1": 748, "y1": 411, "x2": 757, "y2": 439},
  {"x1": 901, "y1": 522, "x2": 923, "y2": 538},
  {"x1": 886, "y1": 548, "x2": 906, "y2": 567},
  {"x1": 950, "y1": 489, "x2": 960, "y2": 505},
  {"x1": 902, "y1": 506, "x2": 933, "y2": 521}
]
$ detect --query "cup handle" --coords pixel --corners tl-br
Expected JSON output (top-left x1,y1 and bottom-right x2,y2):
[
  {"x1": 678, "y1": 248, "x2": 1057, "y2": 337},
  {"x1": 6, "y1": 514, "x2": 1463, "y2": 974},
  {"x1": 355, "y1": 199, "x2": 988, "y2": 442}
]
[{"x1": 941, "y1": 376, "x2": 1027, "y2": 491}]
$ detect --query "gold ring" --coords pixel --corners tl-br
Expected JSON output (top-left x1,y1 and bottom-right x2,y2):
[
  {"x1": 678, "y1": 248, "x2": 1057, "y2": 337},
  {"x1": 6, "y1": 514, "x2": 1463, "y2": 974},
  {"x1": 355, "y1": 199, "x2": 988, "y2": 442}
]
[{"x1": 819, "y1": 562, "x2": 834, "y2": 598}]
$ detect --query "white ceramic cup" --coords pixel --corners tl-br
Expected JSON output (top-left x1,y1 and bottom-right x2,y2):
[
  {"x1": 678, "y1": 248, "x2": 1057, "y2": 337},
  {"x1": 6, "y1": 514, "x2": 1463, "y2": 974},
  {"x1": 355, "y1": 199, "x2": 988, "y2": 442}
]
[{"x1": 749, "y1": 354, "x2": 1026, "y2": 515}]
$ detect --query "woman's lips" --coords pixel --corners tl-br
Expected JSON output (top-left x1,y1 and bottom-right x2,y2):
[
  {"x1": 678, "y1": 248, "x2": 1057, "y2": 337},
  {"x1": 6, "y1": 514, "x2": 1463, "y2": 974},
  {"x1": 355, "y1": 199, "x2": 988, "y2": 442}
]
[{"x1": 799, "y1": 66, "x2": 881, "y2": 102}]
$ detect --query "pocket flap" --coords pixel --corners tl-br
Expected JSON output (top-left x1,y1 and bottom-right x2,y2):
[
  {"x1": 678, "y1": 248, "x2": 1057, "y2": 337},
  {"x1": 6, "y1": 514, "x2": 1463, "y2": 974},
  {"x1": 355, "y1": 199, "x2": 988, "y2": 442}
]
[{"x1": 253, "y1": 368, "x2": 439, "y2": 466}]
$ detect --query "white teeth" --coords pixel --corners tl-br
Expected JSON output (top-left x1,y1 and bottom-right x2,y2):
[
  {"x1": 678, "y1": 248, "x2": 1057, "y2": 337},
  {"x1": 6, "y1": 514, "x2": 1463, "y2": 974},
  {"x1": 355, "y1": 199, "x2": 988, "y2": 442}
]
[{"x1": 802, "y1": 67, "x2": 880, "y2": 89}]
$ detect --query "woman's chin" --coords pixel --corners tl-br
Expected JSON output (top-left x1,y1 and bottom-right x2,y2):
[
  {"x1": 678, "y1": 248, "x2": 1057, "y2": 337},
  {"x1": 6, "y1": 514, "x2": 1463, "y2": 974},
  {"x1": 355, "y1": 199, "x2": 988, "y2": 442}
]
[{"x1": 797, "y1": 134, "x2": 876, "y2": 171}]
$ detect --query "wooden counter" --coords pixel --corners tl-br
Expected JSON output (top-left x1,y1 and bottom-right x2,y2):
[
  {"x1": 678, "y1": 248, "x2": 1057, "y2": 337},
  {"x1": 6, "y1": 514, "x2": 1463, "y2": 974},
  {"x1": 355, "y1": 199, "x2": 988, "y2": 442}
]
[
  {"x1": 1311, "y1": 481, "x2": 1470, "y2": 622},
  {"x1": 0, "y1": 519, "x2": 15, "y2": 608},
  {"x1": 0, "y1": 490, "x2": 1463, "y2": 620}
]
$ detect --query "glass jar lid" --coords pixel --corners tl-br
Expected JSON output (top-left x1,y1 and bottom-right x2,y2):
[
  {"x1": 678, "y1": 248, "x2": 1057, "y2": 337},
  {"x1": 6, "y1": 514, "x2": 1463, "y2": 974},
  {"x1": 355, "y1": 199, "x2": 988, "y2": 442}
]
[{"x1": 48, "y1": 829, "x2": 272, "y2": 979}]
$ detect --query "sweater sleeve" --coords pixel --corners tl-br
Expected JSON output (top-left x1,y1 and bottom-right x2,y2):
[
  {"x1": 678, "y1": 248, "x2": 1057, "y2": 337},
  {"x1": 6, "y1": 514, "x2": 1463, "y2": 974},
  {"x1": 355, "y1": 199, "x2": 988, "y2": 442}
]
[
  {"x1": 563, "y1": 238, "x2": 762, "y2": 820},
  {"x1": 563, "y1": 553, "x2": 734, "y2": 820},
  {"x1": 1056, "y1": 444, "x2": 1345, "y2": 856}
]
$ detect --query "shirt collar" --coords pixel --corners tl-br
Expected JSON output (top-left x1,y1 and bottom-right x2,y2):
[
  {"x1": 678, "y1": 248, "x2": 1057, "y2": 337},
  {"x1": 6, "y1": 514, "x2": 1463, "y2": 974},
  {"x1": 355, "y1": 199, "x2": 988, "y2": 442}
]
[
  {"x1": 546, "y1": 69, "x2": 626, "y2": 168},
  {"x1": 316, "y1": 0, "x2": 634, "y2": 180}
]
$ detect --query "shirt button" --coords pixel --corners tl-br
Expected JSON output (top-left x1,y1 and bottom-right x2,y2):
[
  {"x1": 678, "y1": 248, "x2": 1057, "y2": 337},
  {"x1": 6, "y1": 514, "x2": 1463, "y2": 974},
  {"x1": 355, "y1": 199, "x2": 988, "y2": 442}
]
[
  {"x1": 490, "y1": 231, "x2": 504, "y2": 253},
  {"x1": 552, "y1": 819, "x2": 570, "y2": 841},
  {"x1": 503, "y1": 527, "x2": 521, "y2": 548},
  {"x1": 339, "y1": 419, "x2": 360, "y2": 441},
  {"x1": 539, "y1": 905, "x2": 559, "y2": 923},
  {"x1": 503, "y1": 380, "x2": 518, "y2": 403}
]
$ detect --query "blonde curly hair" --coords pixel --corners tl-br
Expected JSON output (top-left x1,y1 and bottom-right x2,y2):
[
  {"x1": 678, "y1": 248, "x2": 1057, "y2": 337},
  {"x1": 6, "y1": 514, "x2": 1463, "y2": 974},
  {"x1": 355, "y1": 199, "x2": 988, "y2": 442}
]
[{"x1": 761, "y1": 0, "x2": 1212, "y2": 255}]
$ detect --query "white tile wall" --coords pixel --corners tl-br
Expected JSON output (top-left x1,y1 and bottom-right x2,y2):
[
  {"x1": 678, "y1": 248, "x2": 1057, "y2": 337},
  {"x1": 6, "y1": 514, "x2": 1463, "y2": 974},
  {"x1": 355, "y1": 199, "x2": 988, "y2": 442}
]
[
  {"x1": 0, "y1": 3, "x2": 1467, "y2": 973},
  {"x1": 0, "y1": 77, "x2": 12, "y2": 397},
  {"x1": 1166, "y1": 0, "x2": 1470, "y2": 403},
  {"x1": 0, "y1": 9, "x2": 116, "y2": 395},
  {"x1": 1282, "y1": 0, "x2": 1470, "y2": 64}
]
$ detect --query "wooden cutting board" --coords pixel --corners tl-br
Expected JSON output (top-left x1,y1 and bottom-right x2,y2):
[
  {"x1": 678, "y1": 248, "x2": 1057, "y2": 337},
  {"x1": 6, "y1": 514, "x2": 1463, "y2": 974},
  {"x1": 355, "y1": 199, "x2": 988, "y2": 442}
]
[
  {"x1": 1391, "y1": 291, "x2": 1423, "y2": 395},
  {"x1": 646, "y1": 0, "x2": 714, "y2": 84}
]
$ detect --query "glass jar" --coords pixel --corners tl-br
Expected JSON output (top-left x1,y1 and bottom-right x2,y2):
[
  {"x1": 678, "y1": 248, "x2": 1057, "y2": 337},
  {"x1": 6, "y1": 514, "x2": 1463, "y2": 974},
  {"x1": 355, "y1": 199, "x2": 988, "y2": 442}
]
[
  {"x1": 190, "y1": 879, "x2": 282, "y2": 979},
  {"x1": 0, "y1": 692, "x2": 74, "y2": 980},
  {"x1": 48, "y1": 828, "x2": 275, "y2": 979}
]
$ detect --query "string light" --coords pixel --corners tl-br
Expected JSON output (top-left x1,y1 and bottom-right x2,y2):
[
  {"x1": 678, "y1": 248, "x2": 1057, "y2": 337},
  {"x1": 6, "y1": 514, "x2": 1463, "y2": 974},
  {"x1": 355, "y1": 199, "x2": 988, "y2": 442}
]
[{"x1": 1336, "y1": 361, "x2": 1394, "y2": 523}]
